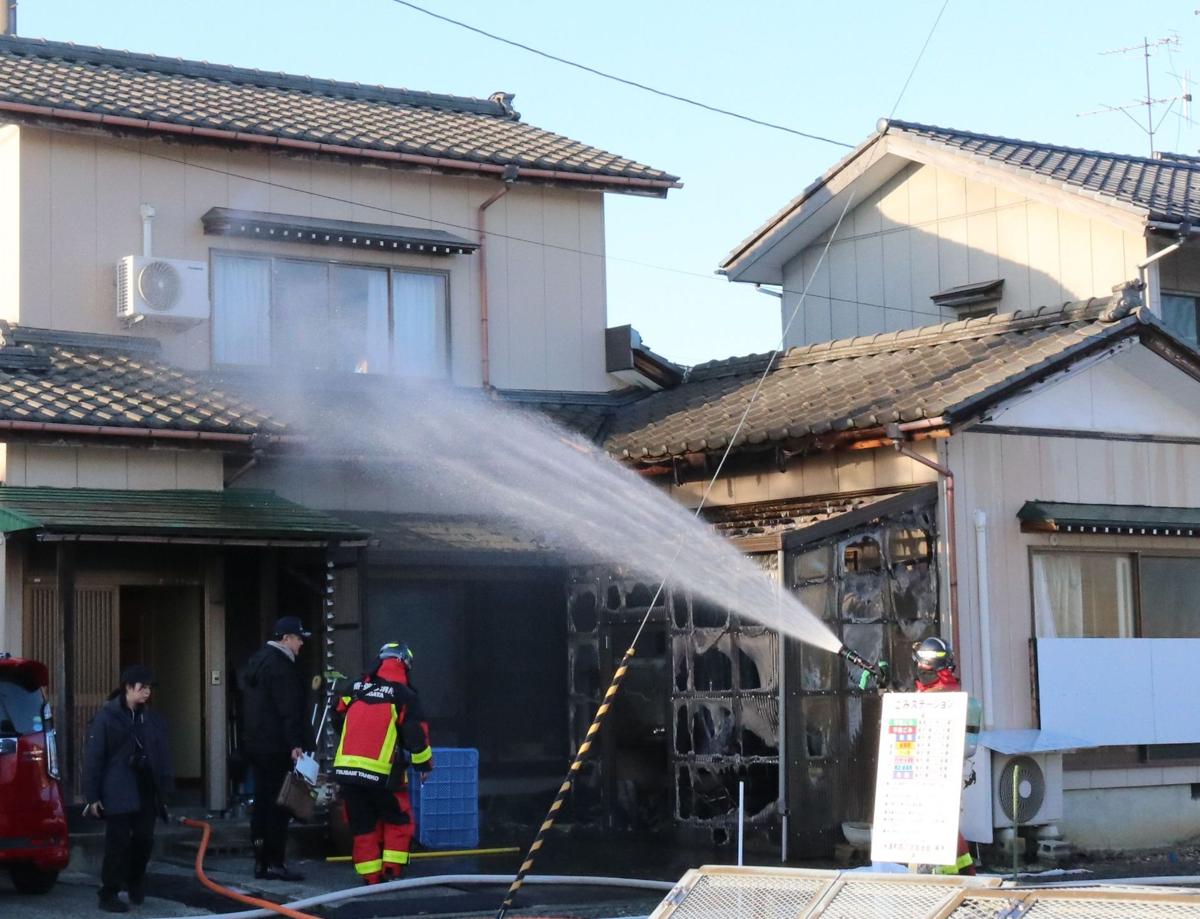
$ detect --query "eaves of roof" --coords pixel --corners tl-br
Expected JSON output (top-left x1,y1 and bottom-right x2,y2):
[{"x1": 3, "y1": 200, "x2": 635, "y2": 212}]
[{"x1": 0, "y1": 36, "x2": 681, "y2": 196}]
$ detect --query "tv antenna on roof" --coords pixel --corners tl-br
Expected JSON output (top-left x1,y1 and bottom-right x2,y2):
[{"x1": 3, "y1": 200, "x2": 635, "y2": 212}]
[{"x1": 1077, "y1": 33, "x2": 1191, "y2": 157}]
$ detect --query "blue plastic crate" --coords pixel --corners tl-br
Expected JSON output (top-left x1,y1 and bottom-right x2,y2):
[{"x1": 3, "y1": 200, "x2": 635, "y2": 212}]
[{"x1": 408, "y1": 747, "x2": 479, "y2": 849}]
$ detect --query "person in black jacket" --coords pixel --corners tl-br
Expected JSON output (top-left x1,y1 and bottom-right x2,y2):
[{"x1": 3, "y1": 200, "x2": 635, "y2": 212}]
[
  {"x1": 240, "y1": 616, "x2": 313, "y2": 881},
  {"x1": 83, "y1": 664, "x2": 173, "y2": 914}
]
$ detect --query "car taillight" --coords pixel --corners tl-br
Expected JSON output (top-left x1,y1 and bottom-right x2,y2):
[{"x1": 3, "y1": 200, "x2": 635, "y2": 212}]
[{"x1": 45, "y1": 728, "x2": 60, "y2": 780}]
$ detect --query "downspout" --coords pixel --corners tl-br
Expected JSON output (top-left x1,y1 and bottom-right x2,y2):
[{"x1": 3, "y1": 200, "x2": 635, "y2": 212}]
[
  {"x1": 477, "y1": 165, "x2": 519, "y2": 389},
  {"x1": 973, "y1": 510, "x2": 995, "y2": 729},
  {"x1": 886, "y1": 424, "x2": 960, "y2": 661}
]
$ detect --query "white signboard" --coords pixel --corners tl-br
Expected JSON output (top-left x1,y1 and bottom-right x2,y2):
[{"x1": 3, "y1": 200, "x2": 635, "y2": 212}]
[{"x1": 870, "y1": 691, "x2": 967, "y2": 866}]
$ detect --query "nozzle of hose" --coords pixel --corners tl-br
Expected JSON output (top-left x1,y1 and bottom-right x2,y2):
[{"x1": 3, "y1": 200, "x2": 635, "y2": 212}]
[{"x1": 838, "y1": 645, "x2": 886, "y2": 688}]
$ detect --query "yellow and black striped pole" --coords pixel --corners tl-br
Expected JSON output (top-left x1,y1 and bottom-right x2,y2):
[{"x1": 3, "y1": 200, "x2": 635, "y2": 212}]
[{"x1": 495, "y1": 640, "x2": 640, "y2": 918}]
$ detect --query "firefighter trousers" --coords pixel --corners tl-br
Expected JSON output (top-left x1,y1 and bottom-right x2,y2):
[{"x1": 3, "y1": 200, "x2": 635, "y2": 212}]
[{"x1": 340, "y1": 783, "x2": 414, "y2": 884}]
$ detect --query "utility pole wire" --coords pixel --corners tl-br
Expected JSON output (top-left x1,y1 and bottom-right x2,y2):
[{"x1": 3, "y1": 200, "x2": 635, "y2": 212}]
[
  {"x1": 889, "y1": 0, "x2": 953, "y2": 119},
  {"x1": 388, "y1": 0, "x2": 853, "y2": 148}
]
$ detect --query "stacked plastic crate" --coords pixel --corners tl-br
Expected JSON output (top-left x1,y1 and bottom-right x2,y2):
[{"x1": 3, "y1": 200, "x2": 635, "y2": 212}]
[{"x1": 409, "y1": 747, "x2": 479, "y2": 849}]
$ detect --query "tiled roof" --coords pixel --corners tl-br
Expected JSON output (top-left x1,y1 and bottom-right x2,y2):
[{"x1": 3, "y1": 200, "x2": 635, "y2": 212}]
[
  {"x1": 0, "y1": 486, "x2": 367, "y2": 542},
  {"x1": 0, "y1": 36, "x2": 679, "y2": 192},
  {"x1": 0, "y1": 324, "x2": 283, "y2": 440},
  {"x1": 604, "y1": 295, "x2": 1178, "y2": 463},
  {"x1": 885, "y1": 119, "x2": 1200, "y2": 223},
  {"x1": 495, "y1": 388, "x2": 647, "y2": 441}
]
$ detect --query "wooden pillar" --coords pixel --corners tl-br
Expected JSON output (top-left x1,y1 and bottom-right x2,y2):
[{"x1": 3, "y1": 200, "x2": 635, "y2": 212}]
[{"x1": 55, "y1": 542, "x2": 77, "y2": 802}]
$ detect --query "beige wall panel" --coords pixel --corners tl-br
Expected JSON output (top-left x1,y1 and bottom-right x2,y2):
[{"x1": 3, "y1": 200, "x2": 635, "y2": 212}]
[
  {"x1": 1074, "y1": 439, "x2": 1115, "y2": 504},
  {"x1": 964, "y1": 176, "x2": 996, "y2": 216},
  {"x1": 501, "y1": 189, "x2": 547, "y2": 390},
  {"x1": 18, "y1": 129, "x2": 52, "y2": 328},
  {"x1": 22, "y1": 446, "x2": 78, "y2": 487},
  {"x1": 827, "y1": 239, "x2": 856, "y2": 306},
  {"x1": 906, "y1": 164, "x2": 938, "y2": 226},
  {"x1": 834, "y1": 451, "x2": 876, "y2": 492},
  {"x1": 349, "y1": 164, "x2": 394, "y2": 226},
  {"x1": 3, "y1": 443, "x2": 22, "y2": 485},
  {"x1": 1025, "y1": 202, "x2": 1063, "y2": 307},
  {"x1": 307, "y1": 165, "x2": 355, "y2": 222},
  {"x1": 856, "y1": 303, "x2": 885, "y2": 336},
  {"x1": 127, "y1": 450, "x2": 181, "y2": 490},
  {"x1": 877, "y1": 165, "x2": 911, "y2": 231},
  {"x1": 938, "y1": 215, "x2": 969, "y2": 291},
  {"x1": 994, "y1": 202, "x2": 1032, "y2": 313},
  {"x1": 542, "y1": 190, "x2": 585, "y2": 390},
  {"x1": 854, "y1": 234, "x2": 884, "y2": 307},
  {"x1": 966, "y1": 212, "x2": 999, "y2": 283},
  {"x1": 49, "y1": 133, "x2": 99, "y2": 332},
  {"x1": 267, "y1": 157, "x2": 313, "y2": 216},
  {"x1": 77, "y1": 448, "x2": 128, "y2": 489},
  {"x1": 137, "y1": 146, "x2": 189, "y2": 258},
  {"x1": 884, "y1": 307, "x2": 911, "y2": 332},
  {"x1": 1057, "y1": 210, "x2": 1095, "y2": 301},
  {"x1": 852, "y1": 187, "x2": 883, "y2": 237},
  {"x1": 389, "y1": 170, "x2": 432, "y2": 226},
  {"x1": 800, "y1": 241, "x2": 831, "y2": 300},
  {"x1": 225, "y1": 149, "x2": 273, "y2": 212},
  {"x1": 1090, "y1": 221, "x2": 1130, "y2": 294},
  {"x1": 881, "y1": 229, "x2": 912, "y2": 312},
  {"x1": 1036, "y1": 435, "x2": 1079, "y2": 502},
  {"x1": 908, "y1": 227, "x2": 940, "y2": 309},
  {"x1": 936, "y1": 168, "x2": 967, "y2": 220},
  {"x1": 0, "y1": 126, "x2": 20, "y2": 321},
  {"x1": 175, "y1": 452, "x2": 223, "y2": 491},
  {"x1": 830, "y1": 294, "x2": 858, "y2": 340},
  {"x1": 802, "y1": 296, "x2": 832, "y2": 346}
]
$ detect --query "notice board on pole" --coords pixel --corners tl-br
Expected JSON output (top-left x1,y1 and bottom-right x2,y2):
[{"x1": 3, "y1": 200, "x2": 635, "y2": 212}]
[{"x1": 870, "y1": 691, "x2": 967, "y2": 866}]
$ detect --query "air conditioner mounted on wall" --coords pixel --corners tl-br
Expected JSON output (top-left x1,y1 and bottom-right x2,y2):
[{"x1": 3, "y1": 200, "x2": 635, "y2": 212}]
[
  {"x1": 117, "y1": 255, "x2": 209, "y2": 325},
  {"x1": 991, "y1": 751, "x2": 1064, "y2": 828}
]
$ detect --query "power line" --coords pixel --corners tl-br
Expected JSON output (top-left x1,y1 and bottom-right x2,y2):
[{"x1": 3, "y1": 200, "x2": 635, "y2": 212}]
[
  {"x1": 387, "y1": 0, "x2": 854, "y2": 149},
  {"x1": 889, "y1": 0, "x2": 952, "y2": 119}
]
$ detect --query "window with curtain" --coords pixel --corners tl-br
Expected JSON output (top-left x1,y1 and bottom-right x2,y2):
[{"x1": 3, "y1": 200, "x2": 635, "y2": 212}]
[
  {"x1": 1033, "y1": 551, "x2": 1200, "y2": 638},
  {"x1": 211, "y1": 252, "x2": 448, "y2": 376},
  {"x1": 1032, "y1": 552, "x2": 1134, "y2": 638}
]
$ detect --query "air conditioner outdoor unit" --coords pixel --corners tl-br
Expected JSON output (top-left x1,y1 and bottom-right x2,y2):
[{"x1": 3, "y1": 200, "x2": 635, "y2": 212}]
[
  {"x1": 117, "y1": 255, "x2": 209, "y2": 324},
  {"x1": 991, "y1": 751, "x2": 1064, "y2": 828}
]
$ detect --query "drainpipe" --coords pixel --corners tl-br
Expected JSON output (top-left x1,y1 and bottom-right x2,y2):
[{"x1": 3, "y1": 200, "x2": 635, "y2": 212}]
[
  {"x1": 885, "y1": 424, "x2": 960, "y2": 661},
  {"x1": 973, "y1": 510, "x2": 995, "y2": 729},
  {"x1": 1, "y1": 2, "x2": 15, "y2": 36},
  {"x1": 139, "y1": 203, "x2": 156, "y2": 258},
  {"x1": 476, "y1": 165, "x2": 519, "y2": 389}
]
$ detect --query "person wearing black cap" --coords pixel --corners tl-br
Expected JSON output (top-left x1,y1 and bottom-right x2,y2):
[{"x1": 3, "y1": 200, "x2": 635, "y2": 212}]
[
  {"x1": 83, "y1": 665, "x2": 174, "y2": 913},
  {"x1": 240, "y1": 616, "x2": 314, "y2": 881}
]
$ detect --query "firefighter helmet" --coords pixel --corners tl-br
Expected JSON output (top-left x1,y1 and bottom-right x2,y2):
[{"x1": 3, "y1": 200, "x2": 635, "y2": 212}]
[
  {"x1": 912, "y1": 636, "x2": 953, "y2": 671},
  {"x1": 378, "y1": 642, "x2": 413, "y2": 666}
]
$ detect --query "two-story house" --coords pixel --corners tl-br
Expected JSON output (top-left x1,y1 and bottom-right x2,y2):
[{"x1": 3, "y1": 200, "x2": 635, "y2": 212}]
[
  {"x1": 0, "y1": 33, "x2": 678, "y2": 817},
  {"x1": 598, "y1": 119, "x2": 1200, "y2": 857}
]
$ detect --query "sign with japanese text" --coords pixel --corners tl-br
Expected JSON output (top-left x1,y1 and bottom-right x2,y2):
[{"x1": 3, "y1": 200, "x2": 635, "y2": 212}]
[{"x1": 870, "y1": 691, "x2": 967, "y2": 866}]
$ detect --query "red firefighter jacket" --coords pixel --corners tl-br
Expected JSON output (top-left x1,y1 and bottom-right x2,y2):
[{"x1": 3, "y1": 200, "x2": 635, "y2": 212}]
[
  {"x1": 914, "y1": 667, "x2": 961, "y2": 692},
  {"x1": 333, "y1": 658, "x2": 432, "y2": 788}
]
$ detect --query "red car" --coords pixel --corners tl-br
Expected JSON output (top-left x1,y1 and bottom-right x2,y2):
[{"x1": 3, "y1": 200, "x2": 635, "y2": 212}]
[{"x1": 0, "y1": 653, "x2": 69, "y2": 894}]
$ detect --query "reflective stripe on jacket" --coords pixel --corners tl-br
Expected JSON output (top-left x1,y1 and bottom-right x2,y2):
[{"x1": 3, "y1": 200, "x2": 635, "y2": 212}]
[{"x1": 333, "y1": 658, "x2": 432, "y2": 787}]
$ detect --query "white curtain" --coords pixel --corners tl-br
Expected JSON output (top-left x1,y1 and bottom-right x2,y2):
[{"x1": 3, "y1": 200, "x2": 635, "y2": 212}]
[
  {"x1": 392, "y1": 272, "x2": 448, "y2": 378},
  {"x1": 212, "y1": 255, "x2": 271, "y2": 365},
  {"x1": 1032, "y1": 553, "x2": 1134, "y2": 638}
]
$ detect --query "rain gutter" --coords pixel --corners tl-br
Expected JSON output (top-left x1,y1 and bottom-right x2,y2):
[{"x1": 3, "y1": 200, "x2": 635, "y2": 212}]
[
  {"x1": 0, "y1": 101, "x2": 682, "y2": 193},
  {"x1": 0, "y1": 418, "x2": 293, "y2": 445}
]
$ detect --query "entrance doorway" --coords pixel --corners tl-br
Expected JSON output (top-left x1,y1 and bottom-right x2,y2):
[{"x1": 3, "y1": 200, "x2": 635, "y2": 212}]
[{"x1": 119, "y1": 586, "x2": 205, "y2": 796}]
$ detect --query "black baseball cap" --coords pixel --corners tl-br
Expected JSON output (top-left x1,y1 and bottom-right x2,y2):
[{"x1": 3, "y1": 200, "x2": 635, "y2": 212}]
[
  {"x1": 272, "y1": 616, "x2": 312, "y2": 639},
  {"x1": 120, "y1": 664, "x2": 155, "y2": 687}
]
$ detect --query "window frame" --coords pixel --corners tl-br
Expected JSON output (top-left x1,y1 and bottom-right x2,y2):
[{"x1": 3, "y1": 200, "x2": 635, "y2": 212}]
[
  {"x1": 208, "y1": 247, "x2": 452, "y2": 377},
  {"x1": 1030, "y1": 546, "x2": 1200, "y2": 767},
  {"x1": 1160, "y1": 289, "x2": 1200, "y2": 347}
]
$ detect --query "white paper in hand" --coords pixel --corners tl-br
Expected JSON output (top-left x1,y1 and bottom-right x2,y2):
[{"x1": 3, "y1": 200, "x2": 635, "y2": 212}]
[{"x1": 294, "y1": 752, "x2": 319, "y2": 785}]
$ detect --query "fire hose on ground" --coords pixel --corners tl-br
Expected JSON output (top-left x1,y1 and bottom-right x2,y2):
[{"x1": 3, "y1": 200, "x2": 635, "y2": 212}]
[{"x1": 154, "y1": 817, "x2": 672, "y2": 919}]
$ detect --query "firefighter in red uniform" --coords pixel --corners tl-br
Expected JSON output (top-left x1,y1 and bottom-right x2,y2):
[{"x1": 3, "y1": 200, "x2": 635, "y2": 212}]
[
  {"x1": 912, "y1": 637, "x2": 976, "y2": 876},
  {"x1": 333, "y1": 642, "x2": 433, "y2": 884}
]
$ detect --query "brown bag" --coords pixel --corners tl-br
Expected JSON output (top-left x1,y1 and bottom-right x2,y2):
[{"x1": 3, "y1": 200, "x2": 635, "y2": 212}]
[{"x1": 276, "y1": 771, "x2": 315, "y2": 821}]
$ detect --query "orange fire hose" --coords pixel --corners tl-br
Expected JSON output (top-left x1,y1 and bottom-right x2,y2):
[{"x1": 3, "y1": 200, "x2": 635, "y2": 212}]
[{"x1": 179, "y1": 818, "x2": 320, "y2": 919}]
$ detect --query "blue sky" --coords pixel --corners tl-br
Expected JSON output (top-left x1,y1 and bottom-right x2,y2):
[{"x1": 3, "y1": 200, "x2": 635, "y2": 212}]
[{"x1": 20, "y1": 0, "x2": 1200, "y2": 365}]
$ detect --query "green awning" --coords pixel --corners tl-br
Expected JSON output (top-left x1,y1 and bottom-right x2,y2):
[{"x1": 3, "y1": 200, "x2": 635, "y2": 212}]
[
  {"x1": 1018, "y1": 500, "x2": 1200, "y2": 537},
  {"x1": 0, "y1": 487, "x2": 370, "y2": 546}
]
